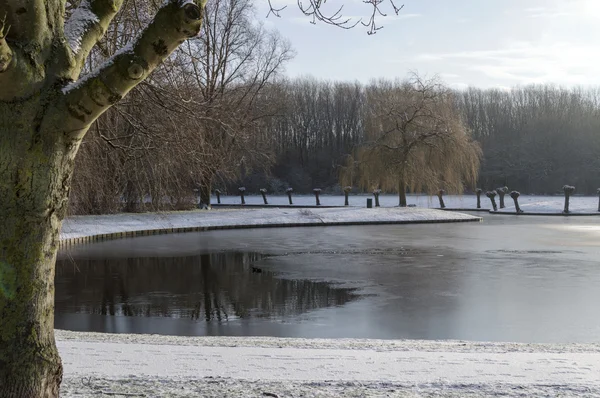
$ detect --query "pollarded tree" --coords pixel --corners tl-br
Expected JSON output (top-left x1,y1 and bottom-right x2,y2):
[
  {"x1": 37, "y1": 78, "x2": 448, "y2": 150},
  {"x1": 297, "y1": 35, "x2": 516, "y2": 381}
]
[
  {"x1": 342, "y1": 75, "x2": 481, "y2": 206},
  {"x1": 0, "y1": 0, "x2": 403, "y2": 395}
]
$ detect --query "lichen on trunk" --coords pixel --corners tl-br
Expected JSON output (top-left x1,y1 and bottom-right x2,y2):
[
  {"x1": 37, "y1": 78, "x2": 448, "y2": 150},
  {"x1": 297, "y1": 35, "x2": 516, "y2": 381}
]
[
  {"x1": 0, "y1": 99, "x2": 76, "y2": 397},
  {"x1": 0, "y1": 0, "x2": 207, "y2": 395}
]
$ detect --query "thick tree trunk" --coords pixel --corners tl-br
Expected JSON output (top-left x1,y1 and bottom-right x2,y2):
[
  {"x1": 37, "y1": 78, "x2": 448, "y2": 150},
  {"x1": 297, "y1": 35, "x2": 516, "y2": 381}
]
[
  {"x1": 0, "y1": 101, "x2": 75, "y2": 397},
  {"x1": 398, "y1": 180, "x2": 407, "y2": 207},
  {"x1": 0, "y1": 1, "x2": 206, "y2": 395}
]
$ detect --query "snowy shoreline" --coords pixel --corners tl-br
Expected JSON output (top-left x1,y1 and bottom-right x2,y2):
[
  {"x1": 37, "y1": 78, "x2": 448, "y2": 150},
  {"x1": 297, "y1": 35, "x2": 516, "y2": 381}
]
[
  {"x1": 57, "y1": 330, "x2": 600, "y2": 397},
  {"x1": 60, "y1": 206, "x2": 480, "y2": 243},
  {"x1": 57, "y1": 206, "x2": 600, "y2": 397}
]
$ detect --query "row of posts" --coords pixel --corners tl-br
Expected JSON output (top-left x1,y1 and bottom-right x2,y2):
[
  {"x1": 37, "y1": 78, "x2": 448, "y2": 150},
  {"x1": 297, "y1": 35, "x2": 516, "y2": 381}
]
[
  {"x1": 212, "y1": 187, "x2": 383, "y2": 207},
  {"x1": 216, "y1": 185, "x2": 598, "y2": 213},
  {"x1": 438, "y1": 185, "x2": 594, "y2": 214}
]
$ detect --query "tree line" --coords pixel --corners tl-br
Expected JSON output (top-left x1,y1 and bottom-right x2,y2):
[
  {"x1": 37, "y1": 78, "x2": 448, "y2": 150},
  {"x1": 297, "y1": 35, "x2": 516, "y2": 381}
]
[
  {"x1": 68, "y1": 1, "x2": 600, "y2": 215},
  {"x1": 233, "y1": 82, "x2": 600, "y2": 199}
]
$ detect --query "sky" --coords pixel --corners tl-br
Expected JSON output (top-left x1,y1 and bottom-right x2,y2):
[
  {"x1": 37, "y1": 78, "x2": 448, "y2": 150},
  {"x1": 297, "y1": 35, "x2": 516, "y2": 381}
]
[{"x1": 255, "y1": 0, "x2": 600, "y2": 89}]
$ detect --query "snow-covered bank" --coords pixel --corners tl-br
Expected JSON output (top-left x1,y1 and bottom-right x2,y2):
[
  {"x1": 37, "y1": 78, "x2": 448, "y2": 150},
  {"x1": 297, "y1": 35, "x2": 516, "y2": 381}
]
[
  {"x1": 57, "y1": 331, "x2": 600, "y2": 397},
  {"x1": 494, "y1": 196, "x2": 600, "y2": 215},
  {"x1": 61, "y1": 207, "x2": 480, "y2": 243}
]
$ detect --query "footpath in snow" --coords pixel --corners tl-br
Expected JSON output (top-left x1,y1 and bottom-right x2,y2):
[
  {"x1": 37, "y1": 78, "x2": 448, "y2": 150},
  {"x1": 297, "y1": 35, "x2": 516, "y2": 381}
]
[
  {"x1": 57, "y1": 331, "x2": 600, "y2": 397},
  {"x1": 61, "y1": 206, "x2": 480, "y2": 242}
]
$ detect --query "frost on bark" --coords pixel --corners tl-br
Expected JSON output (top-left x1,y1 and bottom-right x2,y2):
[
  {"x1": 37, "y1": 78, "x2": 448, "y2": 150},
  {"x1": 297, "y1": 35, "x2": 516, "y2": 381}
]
[
  {"x1": 496, "y1": 186, "x2": 508, "y2": 209},
  {"x1": 238, "y1": 187, "x2": 246, "y2": 205},
  {"x1": 486, "y1": 190, "x2": 498, "y2": 212},
  {"x1": 260, "y1": 188, "x2": 268, "y2": 205},
  {"x1": 0, "y1": 1, "x2": 206, "y2": 396},
  {"x1": 510, "y1": 191, "x2": 523, "y2": 214}
]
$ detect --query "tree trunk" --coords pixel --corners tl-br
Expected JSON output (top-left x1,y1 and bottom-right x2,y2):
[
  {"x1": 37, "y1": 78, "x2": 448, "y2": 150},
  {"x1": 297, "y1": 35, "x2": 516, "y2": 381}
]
[
  {"x1": 398, "y1": 180, "x2": 407, "y2": 207},
  {"x1": 0, "y1": 101, "x2": 74, "y2": 397},
  {"x1": 0, "y1": 1, "x2": 206, "y2": 395},
  {"x1": 498, "y1": 192, "x2": 505, "y2": 209},
  {"x1": 199, "y1": 176, "x2": 212, "y2": 208}
]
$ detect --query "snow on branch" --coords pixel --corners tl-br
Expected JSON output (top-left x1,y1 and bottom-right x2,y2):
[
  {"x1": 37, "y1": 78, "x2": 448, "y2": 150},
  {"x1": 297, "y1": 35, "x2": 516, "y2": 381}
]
[
  {"x1": 0, "y1": 14, "x2": 12, "y2": 73},
  {"x1": 64, "y1": 0, "x2": 124, "y2": 68},
  {"x1": 60, "y1": 0, "x2": 205, "y2": 136}
]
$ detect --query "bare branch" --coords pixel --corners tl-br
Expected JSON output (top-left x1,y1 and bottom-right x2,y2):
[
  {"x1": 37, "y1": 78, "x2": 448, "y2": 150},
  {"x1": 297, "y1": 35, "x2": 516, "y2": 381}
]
[
  {"x1": 361, "y1": 0, "x2": 404, "y2": 35},
  {"x1": 282, "y1": 0, "x2": 403, "y2": 33},
  {"x1": 297, "y1": 0, "x2": 359, "y2": 29},
  {"x1": 59, "y1": 0, "x2": 206, "y2": 137},
  {"x1": 266, "y1": 0, "x2": 286, "y2": 18}
]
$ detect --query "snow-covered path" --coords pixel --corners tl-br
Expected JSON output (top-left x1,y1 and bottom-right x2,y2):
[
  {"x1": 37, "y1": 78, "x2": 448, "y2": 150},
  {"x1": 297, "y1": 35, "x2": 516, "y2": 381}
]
[{"x1": 58, "y1": 332, "x2": 600, "y2": 397}]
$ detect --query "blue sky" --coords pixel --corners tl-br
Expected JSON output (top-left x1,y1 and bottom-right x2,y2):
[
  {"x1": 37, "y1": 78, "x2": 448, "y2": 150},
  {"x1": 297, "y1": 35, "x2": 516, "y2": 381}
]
[{"x1": 255, "y1": 0, "x2": 600, "y2": 88}]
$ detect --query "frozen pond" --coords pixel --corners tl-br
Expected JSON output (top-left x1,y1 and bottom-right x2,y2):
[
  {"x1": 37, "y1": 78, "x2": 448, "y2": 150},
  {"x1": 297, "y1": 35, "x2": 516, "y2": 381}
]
[{"x1": 56, "y1": 213, "x2": 600, "y2": 343}]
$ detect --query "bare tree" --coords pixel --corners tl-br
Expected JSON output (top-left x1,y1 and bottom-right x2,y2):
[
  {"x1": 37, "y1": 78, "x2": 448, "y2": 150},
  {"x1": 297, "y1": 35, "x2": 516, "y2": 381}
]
[
  {"x1": 177, "y1": 0, "x2": 294, "y2": 206},
  {"x1": 342, "y1": 75, "x2": 481, "y2": 206},
  {"x1": 0, "y1": 0, "x2": 402, "y2": 394},
  {"x1": 69, "y1": 0, "x2": 293, "y2": 212}
]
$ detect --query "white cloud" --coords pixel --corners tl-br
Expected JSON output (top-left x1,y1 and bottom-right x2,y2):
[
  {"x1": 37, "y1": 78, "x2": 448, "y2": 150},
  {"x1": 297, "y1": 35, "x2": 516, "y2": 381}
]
[
  {"x1": 408, "y1": 41, "x2": 600, "y2": 87},
  {"x1": 525, "y1": 0, "x2": 600, "y2": 19}
]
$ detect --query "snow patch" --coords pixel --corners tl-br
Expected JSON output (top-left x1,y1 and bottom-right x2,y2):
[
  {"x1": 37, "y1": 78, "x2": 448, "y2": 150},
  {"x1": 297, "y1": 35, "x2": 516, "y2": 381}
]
[
  {"x1": 61, "y1": 207, "x2": 480, "y2": 241},
  {"x1": 65, "y1": 0, "x2": 99, "y2": 54},
  {"x1": 56, "y1": 331, "x2": 600, "y2": 397}
]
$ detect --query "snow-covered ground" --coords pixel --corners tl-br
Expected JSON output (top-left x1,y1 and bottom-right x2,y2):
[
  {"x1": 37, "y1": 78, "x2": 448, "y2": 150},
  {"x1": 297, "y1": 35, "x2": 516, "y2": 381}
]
[
  {"x1": 57, "y1": 331, "x2": 600, "y2": 397},
  {"x1": 61, "y1": 206, "x2": 479, "y2": 241}
]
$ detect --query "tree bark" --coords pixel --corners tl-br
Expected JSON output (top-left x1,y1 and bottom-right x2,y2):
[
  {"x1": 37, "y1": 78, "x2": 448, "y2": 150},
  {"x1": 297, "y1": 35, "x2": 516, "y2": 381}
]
[
  {"x1": 398, "y1": 179, "x2": 407, "y2": 207},
  {"x1": 0, "y1": 100, "x2": 72, "y2": 397},
  {"x1": 199, "y1": 176, "x2": 212, "y2": 207},
  {"x1": 0, "y1": 1, "x2": 207, "y2": 395}
]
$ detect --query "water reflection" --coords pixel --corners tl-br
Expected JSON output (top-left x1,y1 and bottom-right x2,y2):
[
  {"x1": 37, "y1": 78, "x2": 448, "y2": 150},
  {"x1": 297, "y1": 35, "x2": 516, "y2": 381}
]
[
  {"x1": 55, "y1": 215, "x2": 600, "y2": 342},
  {"x1": 55, "y1": 252, "x2": 357, "y2": 334}
]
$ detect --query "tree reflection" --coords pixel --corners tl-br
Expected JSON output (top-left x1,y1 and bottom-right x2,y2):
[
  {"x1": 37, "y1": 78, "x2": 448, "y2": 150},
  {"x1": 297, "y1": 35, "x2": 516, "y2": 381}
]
[{"x1": 55, "y1": 252, "x2": 357, "y2": 322}]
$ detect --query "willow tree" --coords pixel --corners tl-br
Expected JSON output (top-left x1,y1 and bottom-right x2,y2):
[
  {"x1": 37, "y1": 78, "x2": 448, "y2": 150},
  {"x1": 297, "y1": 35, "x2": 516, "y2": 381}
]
[{"x1": 342, "y1": 76, "x2": 481, "y2": 206}]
